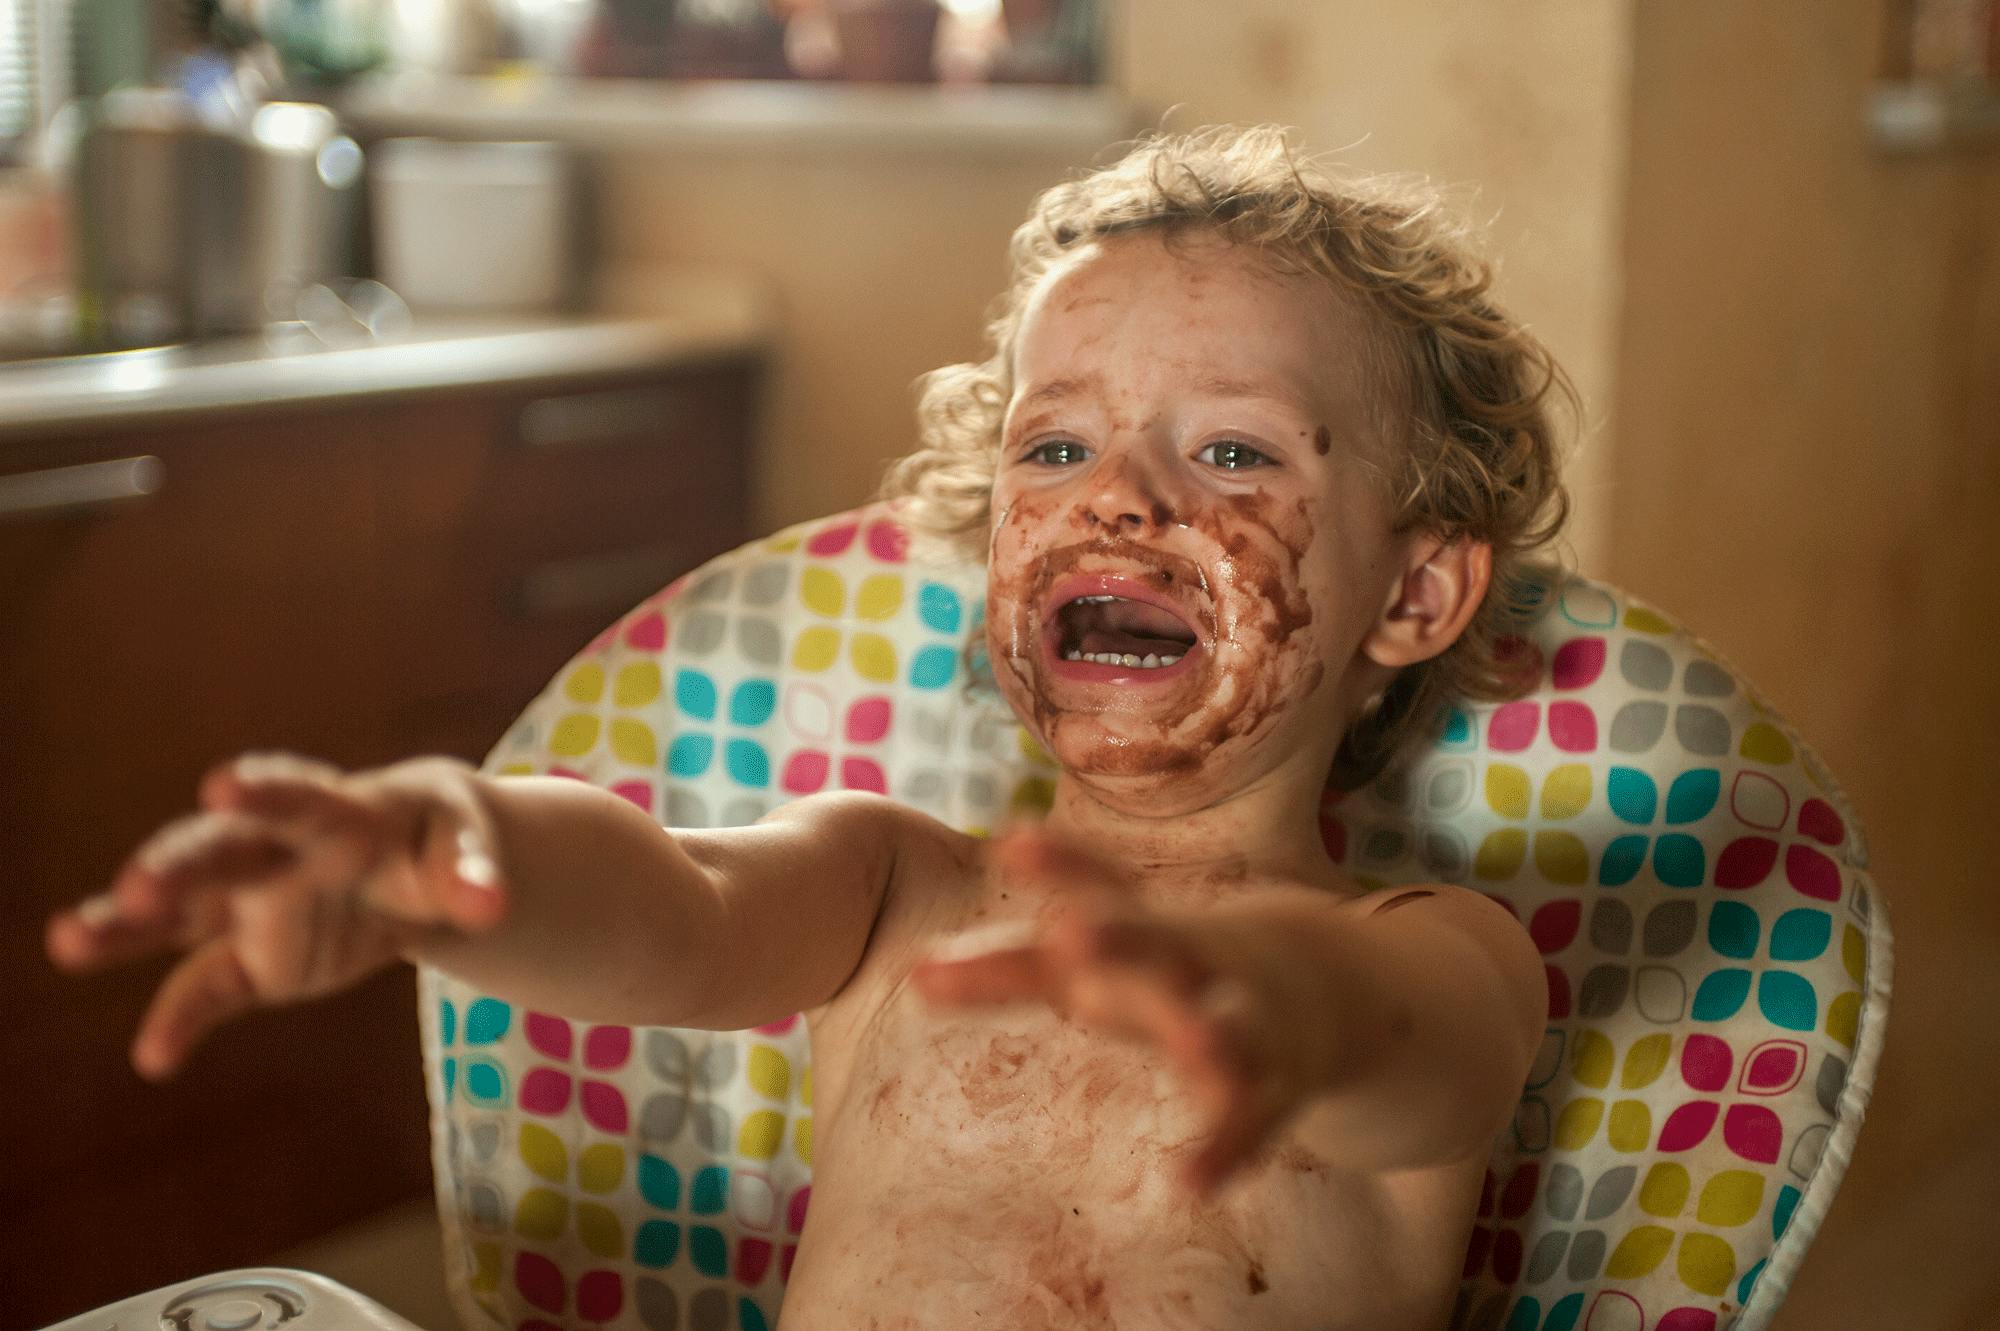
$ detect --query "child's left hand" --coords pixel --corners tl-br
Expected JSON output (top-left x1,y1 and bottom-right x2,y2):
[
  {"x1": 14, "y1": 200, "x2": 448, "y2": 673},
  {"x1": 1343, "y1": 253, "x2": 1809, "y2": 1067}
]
[{"x1": 911, "y1": 829, "x2": 1344, "y2": 1197}]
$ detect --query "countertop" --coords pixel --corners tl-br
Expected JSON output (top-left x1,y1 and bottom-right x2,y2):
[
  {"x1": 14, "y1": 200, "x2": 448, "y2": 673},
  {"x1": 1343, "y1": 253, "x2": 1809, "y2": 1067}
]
[{"x1": 0, "y1": 268, "x2": 777, "y2": 441}]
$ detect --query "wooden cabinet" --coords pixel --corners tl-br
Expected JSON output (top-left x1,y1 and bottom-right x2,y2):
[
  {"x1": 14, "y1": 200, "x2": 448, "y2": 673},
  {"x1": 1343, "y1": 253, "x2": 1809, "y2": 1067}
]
[{"x1": 0, "y1": 356, "x2": 760, "y2": 1324}]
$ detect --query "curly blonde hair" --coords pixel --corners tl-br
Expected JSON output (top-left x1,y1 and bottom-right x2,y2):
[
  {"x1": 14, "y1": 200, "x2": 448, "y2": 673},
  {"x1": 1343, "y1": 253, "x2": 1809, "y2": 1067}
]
[{"x1": 882, "y1": 124, "x2": 1575, "y2": 786}]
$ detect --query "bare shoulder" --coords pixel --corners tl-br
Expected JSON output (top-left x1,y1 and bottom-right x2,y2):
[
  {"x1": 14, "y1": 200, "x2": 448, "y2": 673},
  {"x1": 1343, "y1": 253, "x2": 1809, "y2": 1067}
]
[
  {"x1": 754, "y1": 793, "x2": 982, "y2": 1019},
  {"x1": 751, "y1": 790, "x2": 978, "y2": 898},
  {"x1": 1343, "y1": 881, "x2": 1547, "y2": 1056}
]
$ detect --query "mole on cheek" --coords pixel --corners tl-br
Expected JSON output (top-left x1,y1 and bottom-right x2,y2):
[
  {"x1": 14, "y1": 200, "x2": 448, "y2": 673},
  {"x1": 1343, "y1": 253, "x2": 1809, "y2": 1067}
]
[{"x1": 1313, "y1": 424, "x2": 1331, "y2": 456}]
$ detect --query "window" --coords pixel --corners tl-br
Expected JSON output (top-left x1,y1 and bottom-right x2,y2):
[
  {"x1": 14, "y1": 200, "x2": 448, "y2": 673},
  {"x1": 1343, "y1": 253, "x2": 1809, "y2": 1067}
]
[{"x1": 0, "y1": 0, "x2": 66, "y2": 168}]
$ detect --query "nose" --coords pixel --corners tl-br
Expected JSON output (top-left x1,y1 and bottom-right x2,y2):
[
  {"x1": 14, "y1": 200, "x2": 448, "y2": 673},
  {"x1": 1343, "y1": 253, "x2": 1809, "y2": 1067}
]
[{"x1": 1080, "y1": 451, "x2": 1174, "y2": 534}]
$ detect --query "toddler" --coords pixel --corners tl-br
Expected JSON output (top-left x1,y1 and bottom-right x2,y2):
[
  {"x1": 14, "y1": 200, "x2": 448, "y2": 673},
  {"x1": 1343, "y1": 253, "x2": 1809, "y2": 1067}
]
[{"x1": 49, "y1": 126, "x2": 1573, "y2": 1330}]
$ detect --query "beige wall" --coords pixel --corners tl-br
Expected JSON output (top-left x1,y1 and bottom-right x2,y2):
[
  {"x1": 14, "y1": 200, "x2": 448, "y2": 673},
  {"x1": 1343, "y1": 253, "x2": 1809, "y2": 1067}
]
[
  {"x1": 601, "y1": 2, "x2": 1634, "y2": 568},
  {"x1": 1111, "y1": 0, "x2": 1634, "y2": 567},
  {"x1": 599, "y1": 142, "x2": 1103, "y2": 534},
  {"x1": 1608, "y1": 3, "x2": 2000, "y2": 1326}
]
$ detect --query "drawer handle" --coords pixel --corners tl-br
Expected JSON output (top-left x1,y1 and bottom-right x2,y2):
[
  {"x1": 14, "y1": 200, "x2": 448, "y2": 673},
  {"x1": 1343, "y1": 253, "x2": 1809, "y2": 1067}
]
[
  {"x1": 512, "y1": 545, "x2": 691, "y2": 619},
  {"x1": 0, "y1": 455, "x2": 165, "y2": 521},
  {"x1": 516, "y1": 387, "x2": 686, "y2": 451}
]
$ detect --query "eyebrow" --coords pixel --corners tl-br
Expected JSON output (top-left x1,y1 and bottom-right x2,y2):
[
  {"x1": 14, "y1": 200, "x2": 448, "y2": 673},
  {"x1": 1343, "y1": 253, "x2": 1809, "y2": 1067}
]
[
  {"x1": 1015, "y1": 372, "x2": 1304, "y2": 410},
  {"x1": 1016, "y1": 375, "x2": 1105, "y2": 409},
  {"x1": 1190, "y1": 373, "x2": 1307, "y2": 407}
]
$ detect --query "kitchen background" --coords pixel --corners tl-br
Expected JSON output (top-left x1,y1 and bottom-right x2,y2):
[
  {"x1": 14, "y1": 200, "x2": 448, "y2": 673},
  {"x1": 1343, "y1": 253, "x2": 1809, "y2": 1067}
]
[{"x1": 1, "y1": 0, "x2": 1994, "y2": 1327}]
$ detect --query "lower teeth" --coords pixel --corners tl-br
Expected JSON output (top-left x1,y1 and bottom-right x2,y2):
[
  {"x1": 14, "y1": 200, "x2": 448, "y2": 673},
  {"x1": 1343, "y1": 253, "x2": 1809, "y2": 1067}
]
[{"x1": 1062, "y1": 650, "x2": 1184, "y2": 668}]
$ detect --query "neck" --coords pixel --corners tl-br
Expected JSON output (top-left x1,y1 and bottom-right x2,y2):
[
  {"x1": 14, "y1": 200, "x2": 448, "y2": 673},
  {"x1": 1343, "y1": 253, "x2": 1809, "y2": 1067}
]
[{"x1": 1043, "y1": 742, "x2": 1349, "y2": 897}]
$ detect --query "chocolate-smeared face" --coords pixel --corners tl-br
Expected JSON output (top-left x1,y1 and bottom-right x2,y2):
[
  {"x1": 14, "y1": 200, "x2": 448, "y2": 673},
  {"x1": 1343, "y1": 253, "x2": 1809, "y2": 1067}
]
[{"x1": 986, "y1": 231, "x2": 1405, "y2": 813}]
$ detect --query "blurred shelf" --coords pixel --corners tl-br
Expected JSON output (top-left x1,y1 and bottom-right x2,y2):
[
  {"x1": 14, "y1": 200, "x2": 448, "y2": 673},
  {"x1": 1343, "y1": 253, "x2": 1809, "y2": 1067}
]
[
  {"x1": 1868, "y1": 81, "x2": 2000, "y2": 152},
  {"x1": 340, "y1": 76, "x2": 1144, "y2": 156}
]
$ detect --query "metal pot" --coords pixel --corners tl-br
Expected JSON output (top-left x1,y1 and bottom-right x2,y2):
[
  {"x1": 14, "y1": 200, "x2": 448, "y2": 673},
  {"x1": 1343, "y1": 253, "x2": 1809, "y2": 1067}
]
[{"x1": 72, "y1": 90, "x2": 364, "y2": 348}]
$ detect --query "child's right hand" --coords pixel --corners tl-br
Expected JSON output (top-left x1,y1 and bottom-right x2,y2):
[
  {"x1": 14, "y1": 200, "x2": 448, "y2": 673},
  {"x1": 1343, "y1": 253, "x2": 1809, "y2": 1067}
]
[{"x1": 45, "y1": 752, "x2": 509, "y2": 1082}]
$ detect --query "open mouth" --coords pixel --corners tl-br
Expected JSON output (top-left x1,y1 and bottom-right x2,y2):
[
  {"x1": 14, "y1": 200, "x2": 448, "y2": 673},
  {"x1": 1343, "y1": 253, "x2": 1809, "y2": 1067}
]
[{"x1": 1047, "y1": 579, "x2": 1204, "y2": 673}]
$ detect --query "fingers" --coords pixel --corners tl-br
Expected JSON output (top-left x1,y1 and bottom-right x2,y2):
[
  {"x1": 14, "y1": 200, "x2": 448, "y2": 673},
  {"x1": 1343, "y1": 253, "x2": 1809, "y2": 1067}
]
[
  {"x1": 1173, "y1": 979, "x2": 1272, "y2": 1194},
  {"x1": 47, "y1": 895, "x2": 184, "y2": 973},
  {"x1": 201, "y1": 752, "x2": 506, "y2": 932},
  {"x1": 351, "y1": 760, "x2": 509, "y2": 932},
  {"x1": 130, "y1": 938, "x2": 259, "y2": 1081},
  {"x1": 112, "y1": 811, "x2": 301, "y2": 922},
  {"x1": 195, "y1": 758, "x2": 392, "y2": 900},
  {"x1": 911, "y1": 945, "x2": 1049, "y2": 1007},
  {"x1": 50, "y1": 748, "x2": 505, "y2": 978},
  {"x1": 198, "y1": 751, "x2": 345, "y2": 814},
  {"x1": 1185, "y1": 1081, "x2": 1285, "y2": 1198},
  {"x1": 990, "y1": 825, "x2": 1139, "y2": 901}
]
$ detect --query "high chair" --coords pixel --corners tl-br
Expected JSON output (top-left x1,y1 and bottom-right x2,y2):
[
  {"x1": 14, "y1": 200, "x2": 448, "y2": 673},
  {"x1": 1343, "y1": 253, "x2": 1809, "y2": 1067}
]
[{"x1": 422, "y1": 502, "x2": 1889, "y2": 1331}]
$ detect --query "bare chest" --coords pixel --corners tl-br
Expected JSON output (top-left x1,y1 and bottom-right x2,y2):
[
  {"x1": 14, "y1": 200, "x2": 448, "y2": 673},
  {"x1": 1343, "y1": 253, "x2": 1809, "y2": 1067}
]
[
  {"x1": 778, "y1": 855, "x2": 1478, "y2": 1329},
  {"x1": 794, "y1": 984, "x2": 1467, "y2": 1329}
]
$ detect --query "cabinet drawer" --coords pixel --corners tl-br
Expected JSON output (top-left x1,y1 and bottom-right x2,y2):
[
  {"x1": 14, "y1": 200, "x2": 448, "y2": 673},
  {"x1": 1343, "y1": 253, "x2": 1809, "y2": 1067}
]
[
  {"x1": 479, "y1": 368, "x2": 757, "y2": 548},
  {"x1": 377, "y1": 367, "x2": 757, "y2": 719}
]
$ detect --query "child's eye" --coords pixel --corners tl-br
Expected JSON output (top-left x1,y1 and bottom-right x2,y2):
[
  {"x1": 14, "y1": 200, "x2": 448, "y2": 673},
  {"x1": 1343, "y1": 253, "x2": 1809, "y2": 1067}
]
[
  {"x1": 1025, "y1": 439, "x2": 1090, "y2": 466},
  {"x1": 1197, "y1": 440, "x2": 1273, "y2": 470}
]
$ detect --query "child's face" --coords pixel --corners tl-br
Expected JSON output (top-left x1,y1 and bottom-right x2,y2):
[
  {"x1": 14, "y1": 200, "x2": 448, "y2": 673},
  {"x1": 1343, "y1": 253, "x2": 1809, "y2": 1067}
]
[{"x1": 985, "y1": 229, "x2": 1412, "y2": 813}]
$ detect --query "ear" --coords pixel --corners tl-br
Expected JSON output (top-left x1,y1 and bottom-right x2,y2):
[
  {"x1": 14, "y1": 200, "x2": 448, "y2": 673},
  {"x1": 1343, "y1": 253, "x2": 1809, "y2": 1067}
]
[{"x1": 1361, "y1": 536, "x2": 1492, "y2": 669}]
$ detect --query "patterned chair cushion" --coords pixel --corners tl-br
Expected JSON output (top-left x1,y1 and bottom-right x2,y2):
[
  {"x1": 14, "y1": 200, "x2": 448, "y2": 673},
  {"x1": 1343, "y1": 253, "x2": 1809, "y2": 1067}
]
[{"x1": 420, "y1": 503, "x2": 1889, "y2": 1331}]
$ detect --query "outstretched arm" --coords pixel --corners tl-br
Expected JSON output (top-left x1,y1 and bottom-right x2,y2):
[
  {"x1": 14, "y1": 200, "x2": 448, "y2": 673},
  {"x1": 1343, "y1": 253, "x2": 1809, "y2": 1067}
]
[
  {"x1": 47, "y1": 753, "x2": 904, "y2": 1078},
  {"x1": 423, "y1": 777, "x2": 904, "y2": 1030}
]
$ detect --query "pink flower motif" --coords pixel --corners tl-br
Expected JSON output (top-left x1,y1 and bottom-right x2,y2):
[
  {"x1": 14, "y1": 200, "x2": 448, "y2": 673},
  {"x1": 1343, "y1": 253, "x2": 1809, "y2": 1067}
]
[
  {"x1": 576, "y1": 1271, "x2": 622, "y2": 1323},
  {"x1": 738, "y1": 1238, "x2": 775, "y2": 1285},
  {"x1": 1658, "y1": 1100, "x2": 1721, "y2": 1151},
  {"x1": 840, "y1": 757, "x2": 887, "y2": 794},
  {"x1": 782, "y1": 751, "x2": 830, "y2": 794},
  {"x1": 527, "y1": 1013, "x2": 573, "y2": 1061},
  {"x1": 1486, "y1": 701, "x2": 1539, "y2": 752},
  {"x1": 515, "y1": 1253, "x2": 565, "y2": 1315},
  {"x1": 1551, "y1": 636, "x2": 1606, "y2": 689},
  {"x1": 781, "y1": 1185, "x2": 811, "y2": 1285},
  {"x1": 865, "y1": 518, "x2": 908, "y2": 562},
  {"x1": 1797, "y1": 798, "x2": 1846, "y2": 847},
  {"x1": 1497, "y1": 1161, "x2": 1538, "y2": 1220},
  {"x1": 806, "y1": 522, "x2": 858, "y2": 557},
  {"x1": 1723, "y1": 1103, "x2": 1782, "y2": 1163},
  {"x1": 846, "y1": 697, "x2": 893, "y2": 743},
  {"x1": 1739, "y1": 1040, "x2": 1806, "y2": 1096},
  {"x1": 1716, "y1": 837, "x2": 1779, "y2": 890},
  {"x1": 610, "y1": 780, "x2": 654, "y2": 811},
  {"x1": 583, "y1": 1026, "x2": 631, "y2": 1071},
  {"x1": 581, "y1": 1081, "x2": 629, "y2": 1134},
  {"x1": 624, "y1": 608, "x2": 668, "y2": 652},
  {"x1": 521, "y1": 1067, "x2": 572, "y2": 1115},
  {"x1": 1680, "y1": 1034, "x2": 1733, "y2": 1092},
  {"x1": 1785, "y1": 844, "x2": 1841, "y2": 901},
  {"x1": 1527, "y1": 899, "x2": 1580, "y2": 954},
  {"x1": 521, "y1": 1012, "x2": 631, "y2": 1131},
  {"x1": 1547, "y1": 701, "x2": 1597, "y2": 753}
]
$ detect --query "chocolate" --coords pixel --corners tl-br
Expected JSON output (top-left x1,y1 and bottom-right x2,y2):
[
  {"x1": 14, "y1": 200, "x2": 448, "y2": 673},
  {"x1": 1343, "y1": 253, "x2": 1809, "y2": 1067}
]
[{"x1": 985, "y1": 477, "x2": 1333, "y2": 793}]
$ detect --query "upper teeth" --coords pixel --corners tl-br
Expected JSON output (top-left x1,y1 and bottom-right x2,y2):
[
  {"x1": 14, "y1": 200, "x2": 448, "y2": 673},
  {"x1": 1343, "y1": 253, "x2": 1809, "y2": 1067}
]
[
  {"x1": 1075, "y1": 595, "x2": 1120, "y2": 603},
  {"x1": 1064, "y1": 651, "x2": 1182, "y2": 668}
]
